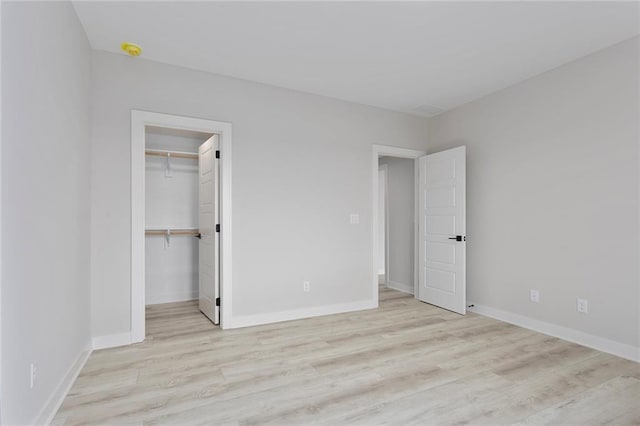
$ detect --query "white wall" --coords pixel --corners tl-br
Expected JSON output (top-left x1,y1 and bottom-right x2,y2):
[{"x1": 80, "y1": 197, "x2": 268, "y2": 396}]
[
  {"x1": 429, "y1": 37, "x2": 639, "y2": 350},
  {"x1": 90, "y1": 51, "x2": 428, "y2": 337},
  {"x1": 145, "y1": 131, "x2": 207, "y2": 305},
  {"x1": 1, "y1": 2, "x2": 92, "y2": 424},
  {"x1": 377, "y1": 167, "x2": 386, "y2": 275},
  {"x1": 378, "y1": 157, "x2": 415, "y2": 293}
]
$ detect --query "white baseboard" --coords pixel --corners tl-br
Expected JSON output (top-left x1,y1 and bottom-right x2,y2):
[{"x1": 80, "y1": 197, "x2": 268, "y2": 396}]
[
  {"x1": 92, "y1": 332, "x2": 132, "y2": 350},
  {"x1": 34, "y1": 344, "x2": 92, "y2": 425},
  {"x1": 387, "y1": 280, "x2": 414, "y2": 295},
  {"x1": 228, "y1": 299, "x2": 377, "y2": 329},
  {"x1": 146, "y1": 291, "x2": 198, "y2": 305},
  {"x1": 468, "y1": 302, "x2": 639, "y2": 363}
]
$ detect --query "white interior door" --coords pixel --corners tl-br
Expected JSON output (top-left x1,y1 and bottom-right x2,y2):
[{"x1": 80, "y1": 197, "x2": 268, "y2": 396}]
[
  {"x1": 418, "y1": 146, "x2": 466, "y2": 314},
  {"x1": 198, "y1": 135, "x2": 220, "y2": 324}
]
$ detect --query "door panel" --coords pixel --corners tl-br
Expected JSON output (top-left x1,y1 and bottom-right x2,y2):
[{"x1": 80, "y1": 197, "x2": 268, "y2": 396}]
[
  {"x1": 425, "y1": 186, "x2": 456, "y2": 207},
  {"x1": 425, "y1": 268, "x2": 456, "y2": 292},
  {"x1": 426, "y1": 242, "x2": 455, "y2": 265},
  {"x1": 198, "y1": 135, "x2": 220, "y2": 324},
  {"x1": 418, "y1": 146, "x2": 466, "y2": 314},
  {"x1": 425, "y1": 215, "x2": 456, "y2": 235}
]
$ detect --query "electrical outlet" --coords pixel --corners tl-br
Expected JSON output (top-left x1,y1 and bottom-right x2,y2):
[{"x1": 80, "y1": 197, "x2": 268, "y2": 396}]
[
  {"x1": 30, "y1": 363, "x2": 36, "y2": 389},
  {"x1": 303, "y1": 281, "x2": 310, "y2": 292},
  {"x1": 577, "y1": 298, "x2": 589, "y2": 314},
  {"x1": 530, "y1": 289, "x2": 539, "y2": 303}
]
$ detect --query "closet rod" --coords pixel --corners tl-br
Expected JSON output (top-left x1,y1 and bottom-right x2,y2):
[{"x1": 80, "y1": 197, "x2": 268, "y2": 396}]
[
  {"x1": 145, "y1": 228, "x2": 200, "y2": 237},
  {"x1": 145, "y1": 149, "x2": 198, "y2": 160}
]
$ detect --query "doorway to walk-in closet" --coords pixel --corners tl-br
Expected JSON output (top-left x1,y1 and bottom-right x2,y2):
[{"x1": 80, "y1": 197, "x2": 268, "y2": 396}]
[
  {"x1": 144, "y1": 125, "x2": 220, "y2": 327},
  {"x1": 131, "y1": 111, "x2": 232, "y2": 343}
]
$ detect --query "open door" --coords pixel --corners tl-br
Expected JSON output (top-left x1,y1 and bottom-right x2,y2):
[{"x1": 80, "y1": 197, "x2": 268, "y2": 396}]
[
  {"x1": 418, "y1": 146, "x2": 466, "y2": 314},
  {"x1": 198, "y1": 135, "x2": 220, "y2": 324}
]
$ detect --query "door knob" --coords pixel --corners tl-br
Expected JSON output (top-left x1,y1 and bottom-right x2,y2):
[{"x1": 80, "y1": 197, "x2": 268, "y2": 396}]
[{"x1": 448, "y1": 235, "x2": 465, "y2": 241}]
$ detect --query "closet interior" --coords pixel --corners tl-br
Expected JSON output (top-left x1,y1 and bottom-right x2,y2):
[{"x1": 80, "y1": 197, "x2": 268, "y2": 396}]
[{"x1": 145, "y1": 125, "x2": 219, "y2": 325}]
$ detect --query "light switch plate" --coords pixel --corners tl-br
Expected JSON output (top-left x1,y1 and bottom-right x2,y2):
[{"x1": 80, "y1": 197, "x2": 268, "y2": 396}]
[{"x1": 350, "y1": 214, "x2": 360, "y2": 225}]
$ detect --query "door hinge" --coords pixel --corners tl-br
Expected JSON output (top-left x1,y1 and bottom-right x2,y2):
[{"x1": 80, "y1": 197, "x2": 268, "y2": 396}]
[
  {"x1": 215, "y1": 297, "x2": 220, "y2": 307},
  {"x1": 215, "y1": 150, "x2": 220, "y2": 159},
  {"x1": 216, "y1": 224, "x2": 220, "y2": 232}
]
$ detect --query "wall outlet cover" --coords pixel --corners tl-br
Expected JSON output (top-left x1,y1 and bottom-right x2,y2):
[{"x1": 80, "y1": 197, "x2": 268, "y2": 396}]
[
  {"x1": 530, "y1": 289, "x2": 539, "y2": 303},
  {"x1": 577, "y1": 298, "x2": 589, "y2": 314},
  {"x1": 30, "y1": 363, "x2": 36, "y2": 389}
]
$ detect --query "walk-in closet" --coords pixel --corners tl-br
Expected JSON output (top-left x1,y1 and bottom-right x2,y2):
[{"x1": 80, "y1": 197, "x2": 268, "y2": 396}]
[{"x1": 145, "y1": 126, "x2": 220, "y2": 325}]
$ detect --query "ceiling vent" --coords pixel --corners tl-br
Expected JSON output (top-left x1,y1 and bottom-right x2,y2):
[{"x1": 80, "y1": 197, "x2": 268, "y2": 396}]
[{"x1": 412, "y1": 104, "x2": 445, "y2": 117}]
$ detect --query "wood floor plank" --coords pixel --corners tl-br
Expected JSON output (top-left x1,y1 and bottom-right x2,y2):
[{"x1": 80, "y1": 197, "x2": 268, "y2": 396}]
[
  {"x1": 54, "y1": 287, "x2": 639, "y2": 425},
  {"x1": 517, "y1": 376, "x2": 640, "y2": 425}
]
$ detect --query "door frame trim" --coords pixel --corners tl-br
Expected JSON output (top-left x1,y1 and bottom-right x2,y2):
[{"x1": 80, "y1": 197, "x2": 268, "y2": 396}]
[
  {"x1": 372, "y1": 145, "x2": 426, "y2": 306},
  {"x1": 131, "y1": 110, "x2": 233, "y2": 342}
]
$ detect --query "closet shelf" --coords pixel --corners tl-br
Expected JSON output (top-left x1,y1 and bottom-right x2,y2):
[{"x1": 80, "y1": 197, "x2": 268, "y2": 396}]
[
  {"x1": 145, "y1": 228, "x2": 200, "y2": 237},
  {"x1": 145, "y1": 149, "x2": 198, "y2": 160}
]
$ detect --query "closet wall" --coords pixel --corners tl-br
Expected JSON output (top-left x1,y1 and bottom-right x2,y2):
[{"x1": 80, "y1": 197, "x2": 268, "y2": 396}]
[{"x1": 145, "y1": 127, "x2": 211, "y2": 305}]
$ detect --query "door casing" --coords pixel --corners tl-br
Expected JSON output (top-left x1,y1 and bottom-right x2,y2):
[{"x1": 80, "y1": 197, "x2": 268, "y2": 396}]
[{"x1": 131, "y1": 110, "x2": 232, "y2": 342}]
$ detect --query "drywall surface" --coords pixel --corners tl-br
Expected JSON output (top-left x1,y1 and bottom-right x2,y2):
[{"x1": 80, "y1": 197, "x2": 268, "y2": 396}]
[
  {"x1": 429, "y1": 37, "x2": 639, "y2": 348},
  {"x1": 378, "y1": 167, "x2": 386, "y2": 275},
  {"x1": 1, "y1": 2, "x2": 92, "y2": 423},
  {"x1": 378, "y1": 157, "x2": 415, "y2": 291},
  {"x1": 145, "y1": 131, "x2": 207, "y2": 305},
  {"x1": 90, "y1": 51, "x2": 428, "y2": 336}
]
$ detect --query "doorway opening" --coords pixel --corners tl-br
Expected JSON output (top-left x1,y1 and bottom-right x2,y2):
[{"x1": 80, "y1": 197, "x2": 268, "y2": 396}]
[
  {"x1": 131, "y1": 111, "x2": 233, "y2": 343},
  {"x1": 144, "y1": 126, "x2": 219, "y2": 327},
  {"x1": 372, "y1": 145, "x2": 425, "y2": 306},
  {"x1": 371, "y1": 144, "x2": 467, "y2": 314},
  {"x1": 377, "y1": 157, "x2": 416, "y2": 295}
]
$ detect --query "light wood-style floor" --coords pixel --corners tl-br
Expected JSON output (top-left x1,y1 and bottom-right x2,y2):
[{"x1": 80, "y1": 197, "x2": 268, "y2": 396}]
[{"x1": 54, "y1": 287, "x2": 640, "y2": 425}]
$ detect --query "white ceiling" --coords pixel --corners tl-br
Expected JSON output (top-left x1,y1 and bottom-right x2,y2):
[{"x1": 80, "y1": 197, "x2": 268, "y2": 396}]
[{"x1": 73, "y1": 1, "x2": 639, "y2": 117}]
